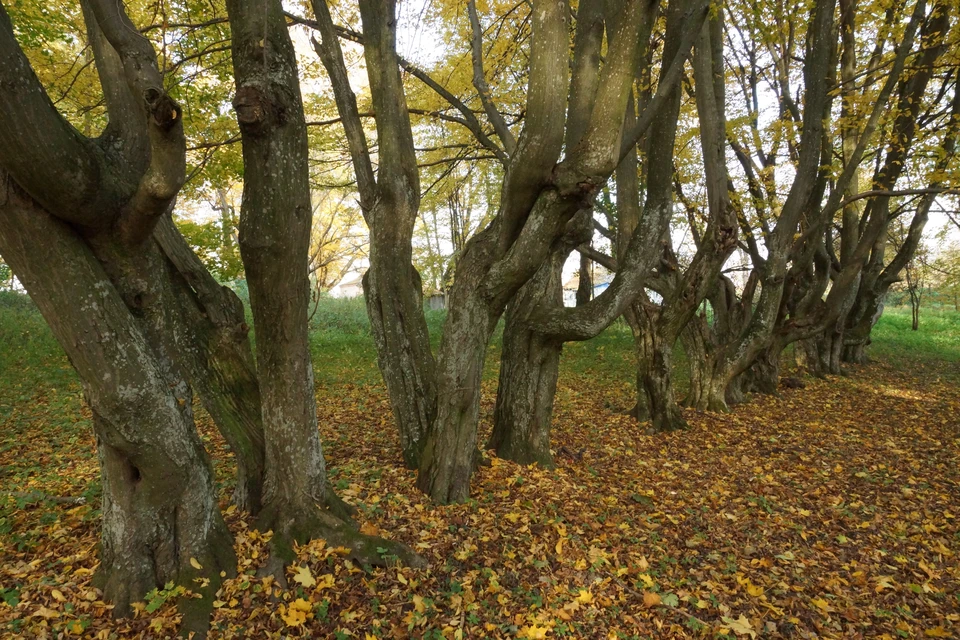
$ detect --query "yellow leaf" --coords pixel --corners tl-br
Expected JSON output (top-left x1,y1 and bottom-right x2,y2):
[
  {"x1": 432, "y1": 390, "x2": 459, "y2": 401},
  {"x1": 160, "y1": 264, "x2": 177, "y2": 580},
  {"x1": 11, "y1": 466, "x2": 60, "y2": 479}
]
[
  {"x1": 316, "y1": 573, "x2": 335, "y2": 590},
  {"x1": 637, "y1": 573, "x2": 655, "y2": 589},
  {"x1": 189, "y1": 557, "x2": 202, "y2": 570},
  {"x1": 924, "y1": 628, "x2": 952, "y2": 637},
  {"x1": 359, "y1": 521, "x2": 379, "y2": 536},
  {"x1": 413, "y1": 595, "x2": 426, "y2": 613},
  {"x1": 50, "y1": 589, "x2": 65, "y2": 602},
  {"x1": 875, "y1": 576, "x2": 896, "y2": 592},
  {"x1": 811, "y1": 597, "x2": 832, "y2": 613},
  {"x1": 517, "y1": 624, "x2": 550, "y2": 639},
  {"x1": 721, "y1": 614, "x2": 757, "y2": 638},
  {"x1": 746, "y1": 583, "x2": 764, "y2": 598},
  {"x1": 555, "y1": 538, "x2": 564, "y2": 556},
  {"x1": 292, "y1": 565, "x2": 316, "y2": 588},
  {"x1": 643, "y1": 591, "x2": 661, "y2": 607},
  {"x1": 32, "y1": 606, "x2": 60, "y2": 619},
  {"x1": 576, "y1": 590, "x2": 593, "y2": 604},
  {"x1": 397, "y1": 572, "x2": 408, "y2": 585},
  {"x1": 281, "y1": 598, "x2": 312, "y2": 626}
]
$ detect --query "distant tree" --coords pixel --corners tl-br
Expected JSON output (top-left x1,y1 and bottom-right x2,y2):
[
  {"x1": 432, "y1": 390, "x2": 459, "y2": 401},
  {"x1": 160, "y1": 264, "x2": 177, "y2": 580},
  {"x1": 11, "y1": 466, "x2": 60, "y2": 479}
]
[
  {"x1": 312, "y1": 0, "x2": 711, "y2": 499},
  {"x1": 177, "y1": 186, "x2": 245, "y2": 281}
]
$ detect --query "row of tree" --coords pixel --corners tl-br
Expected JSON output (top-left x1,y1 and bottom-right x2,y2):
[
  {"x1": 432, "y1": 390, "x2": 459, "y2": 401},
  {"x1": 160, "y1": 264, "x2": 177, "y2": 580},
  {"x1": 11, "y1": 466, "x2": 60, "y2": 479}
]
[{"x1": 0, "y1": 0, "x2": 958, "y2": 633}]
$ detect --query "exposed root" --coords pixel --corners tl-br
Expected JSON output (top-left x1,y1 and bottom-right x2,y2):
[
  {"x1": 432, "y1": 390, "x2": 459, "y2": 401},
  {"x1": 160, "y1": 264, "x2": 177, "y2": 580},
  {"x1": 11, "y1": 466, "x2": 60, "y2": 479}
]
[{"x1": 255, "y1": 498, "x2": 426, "y2": 582}]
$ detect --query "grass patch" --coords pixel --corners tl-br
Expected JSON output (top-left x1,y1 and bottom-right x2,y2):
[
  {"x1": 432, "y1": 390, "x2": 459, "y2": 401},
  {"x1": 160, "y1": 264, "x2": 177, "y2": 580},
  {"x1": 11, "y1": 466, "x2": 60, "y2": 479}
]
[{"x1": 870, "y1": 306, "x2": 960, "y2": 365}]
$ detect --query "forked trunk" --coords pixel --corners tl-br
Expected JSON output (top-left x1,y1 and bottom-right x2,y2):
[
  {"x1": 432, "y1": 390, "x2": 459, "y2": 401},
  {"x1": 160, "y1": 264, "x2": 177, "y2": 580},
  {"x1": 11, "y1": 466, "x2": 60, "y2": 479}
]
[
  {"x1": 417, "y1": 233, "x2": 499, "y2": 503},
  {"x1": 0, "y1": 189, "x2": 235, "y2": 627},
  {"x1": 739, "y1": 344, "x2": 781, "y2": 396},
  {"x1": 681, "y1": 331, "x2": 728, "y2": 412},
  {"x1": 363, "y1": 235, "x2": 437, "y2": 468},
  {"x1": 490, "y1": 254, "x2": 566, "y2": 467},
  {"x1": 679, "y1": 321, "x2": 742, "y2": 412}
]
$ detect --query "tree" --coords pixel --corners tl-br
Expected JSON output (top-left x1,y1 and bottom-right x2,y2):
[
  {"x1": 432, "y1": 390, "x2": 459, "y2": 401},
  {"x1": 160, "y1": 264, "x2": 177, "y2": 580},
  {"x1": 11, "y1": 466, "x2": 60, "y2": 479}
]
[
  {"x1": 0, "y1": 0, "x2": 238, "y2": 626},
  {"x1": 313, "y1": 0, "x2": 719, "y2": 501},
  {"x1": 224, "y1": 0, "x2": 420, "y2": 569},
  {"x1": 0, "y1": 0, "x2": 419, "y2": 628}
]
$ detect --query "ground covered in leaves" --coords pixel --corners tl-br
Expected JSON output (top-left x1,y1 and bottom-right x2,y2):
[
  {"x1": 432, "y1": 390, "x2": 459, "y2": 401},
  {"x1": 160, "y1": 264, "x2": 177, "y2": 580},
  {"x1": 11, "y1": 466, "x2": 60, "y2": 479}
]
[{"x1": 1, "y1": 308, "x2": 959, "y2": 638}]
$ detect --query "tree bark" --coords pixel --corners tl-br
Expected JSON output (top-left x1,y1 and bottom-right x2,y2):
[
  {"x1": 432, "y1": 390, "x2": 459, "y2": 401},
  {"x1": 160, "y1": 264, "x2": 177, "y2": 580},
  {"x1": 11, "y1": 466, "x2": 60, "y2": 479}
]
[
  {"x1": 363, "y1": 226, "x2": 437, "y2": 469},
  {"x1": 154, "y1": 217, "x2": 266, "y2": 513},
  {"x1": 490, "y1": 229, "x2": 577, "y2": 467},
  {"x1": 680, "y1": 314, "x2": 741, "y2": 413},
  {"x1": 417, "y1": 230, "x2": 501, "y2": 503},
  {"x1": 0, "y1": 184, "x2": 235, "y2": 625},
  {"x1": 228, "y1": 0, "x2": 345, "y2": 544},
  {"x1": 633, "y1": 301, "x2": 687, "y2": 432},
  {"x1": 311, "y1": 0, "x2": 437, "y2": 469},
  {"x1": 227, "y1": 0, "x2": 421, "y2": 567},
  {"x1": 739, "y1": 345, "x2": 781, "y2": 396},
  {"x1": 575, "y1": 251, "x2": 593, "y2": 306}
]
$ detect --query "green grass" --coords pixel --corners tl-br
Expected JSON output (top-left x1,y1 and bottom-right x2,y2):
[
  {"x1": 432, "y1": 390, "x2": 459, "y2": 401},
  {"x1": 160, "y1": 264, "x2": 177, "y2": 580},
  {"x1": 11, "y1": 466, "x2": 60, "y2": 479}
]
[
  {"x1": 870, "y1": 306, "x2": 960, "y2": 364},
  {"x1": 1, "y1": 290, "x2": 957, "y2": 406}
]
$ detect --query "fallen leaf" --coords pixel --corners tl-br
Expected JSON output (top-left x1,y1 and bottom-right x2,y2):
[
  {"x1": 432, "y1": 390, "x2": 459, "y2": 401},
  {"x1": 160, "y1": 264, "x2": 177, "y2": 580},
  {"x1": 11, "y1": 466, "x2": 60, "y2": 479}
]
[
  {"x1": 292, "y1": 565, "x2": 315, "y2": 588},
  {"x1": 721, "y1": 614, "x2": 757, "y2": 638}
]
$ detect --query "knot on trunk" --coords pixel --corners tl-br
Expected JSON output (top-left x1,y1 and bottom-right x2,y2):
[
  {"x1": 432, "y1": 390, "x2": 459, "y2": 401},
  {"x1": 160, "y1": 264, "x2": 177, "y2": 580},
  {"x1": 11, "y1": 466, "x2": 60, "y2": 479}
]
[
  {"x1": 233, "y1": 85, "x2": 274, "y2": 131},
  {"x1": 146, "y1": 90, "x2": 181, "y2": 132}
]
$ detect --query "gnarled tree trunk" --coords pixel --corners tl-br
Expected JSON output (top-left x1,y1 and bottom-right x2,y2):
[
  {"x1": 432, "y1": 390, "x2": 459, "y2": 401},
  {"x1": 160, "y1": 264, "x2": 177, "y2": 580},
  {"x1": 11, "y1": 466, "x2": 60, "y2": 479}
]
[
  {"x1": 490, "y1": 236, "x2": 572, "y2": 467},
  {"x1": 154, "y1": 217, "x2": 266, "y2": 514},
  {"x1": 0, "y1": 185, "x2": 235, "y2": 623},
  {"x1": 633, "y1": 302, "x2": 687, "y2": 432}
]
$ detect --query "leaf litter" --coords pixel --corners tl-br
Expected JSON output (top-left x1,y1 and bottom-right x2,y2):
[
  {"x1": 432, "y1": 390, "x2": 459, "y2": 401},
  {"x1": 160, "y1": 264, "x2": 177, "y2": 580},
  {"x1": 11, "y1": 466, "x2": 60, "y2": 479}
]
[{"x1": 0, "y1": 360, "x2": 958, "y2": 638}]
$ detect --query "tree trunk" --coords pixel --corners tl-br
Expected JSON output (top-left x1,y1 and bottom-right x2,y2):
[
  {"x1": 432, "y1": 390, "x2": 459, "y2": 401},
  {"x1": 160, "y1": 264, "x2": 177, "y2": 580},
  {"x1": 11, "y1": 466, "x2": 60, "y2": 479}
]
[
  {"x1": 490, "y1": 310, "x2": 561, "y2": 467},
  {"x1": 822, "y1": 327, "x2": 844, "y2": 375},
  {"x1": 680, "y1": 322, "x2": 732, "y2": 412},
  {"x1": 154, "y1": 217, "x2": 266, "y2": 514},
  {"x1": 226, "y1": 0, "x2": 420, "y2": 568},
  {"x1": 417, "y1": 232, "x2": 500, "y2": 503},
  {"x1": 311, "y1": 0, "x2": 437, "y2": 471},
  {"x1": 490, "y1": 253, "x2": 566, "y2": 467},
  {"x1": 911, "y1": 290, "x2": 920, "y2": 330},
  {"x1": 363, "y1": 238, "x2": 437, "y2": 468},
  {"x1": 632, "y1": 303, "x2": 687, "y2": 432},
  {"x1": 575, "y1": 251, "x2": 592, "y2": 306},
  {"x1": 0, "y1": 186, "x2": 235, "y2": 625},
  {"x1": 795, "y1": 336, "x2": 827, "y2": 378},
  {"x1": 228, "y1": 0, "x2": 342, "y2": 547},
  {"x1": 739, "y1": 344, "x2": 781, "y2": 396}
]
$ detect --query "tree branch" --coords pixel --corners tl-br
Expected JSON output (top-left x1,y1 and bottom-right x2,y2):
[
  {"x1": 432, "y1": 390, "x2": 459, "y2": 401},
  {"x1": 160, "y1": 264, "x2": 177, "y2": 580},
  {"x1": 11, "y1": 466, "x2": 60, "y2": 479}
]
[{"x1": 467, "y1": 0, "x2": 517, "y2": 154}]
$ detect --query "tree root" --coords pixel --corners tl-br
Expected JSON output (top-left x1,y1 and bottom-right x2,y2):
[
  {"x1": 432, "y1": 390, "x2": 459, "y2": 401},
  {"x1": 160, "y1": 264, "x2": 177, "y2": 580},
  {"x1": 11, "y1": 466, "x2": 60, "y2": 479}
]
[{"x1": 255, "y1": 497, "x2": 426, "y2": 583}]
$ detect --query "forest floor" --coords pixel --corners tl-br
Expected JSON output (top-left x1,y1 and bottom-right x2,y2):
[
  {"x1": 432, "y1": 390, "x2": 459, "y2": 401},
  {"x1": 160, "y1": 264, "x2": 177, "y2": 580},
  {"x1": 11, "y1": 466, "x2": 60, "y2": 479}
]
[{"x1": 1, "y1": 295, "x2": 958, "y2": 639}]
